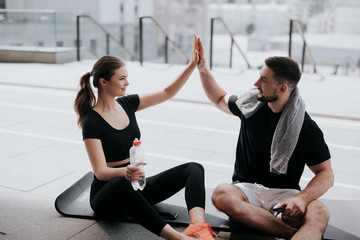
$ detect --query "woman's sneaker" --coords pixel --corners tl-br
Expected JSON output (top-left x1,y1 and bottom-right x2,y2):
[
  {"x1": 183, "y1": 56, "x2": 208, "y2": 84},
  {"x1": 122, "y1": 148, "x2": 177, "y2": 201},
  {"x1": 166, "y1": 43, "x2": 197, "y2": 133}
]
[
  {"x1": 183, "y1": 222, "x2": 218, "y2": 240},
  {"x1": 181, "y1": 232, "x2": 201, "y2": 240}
]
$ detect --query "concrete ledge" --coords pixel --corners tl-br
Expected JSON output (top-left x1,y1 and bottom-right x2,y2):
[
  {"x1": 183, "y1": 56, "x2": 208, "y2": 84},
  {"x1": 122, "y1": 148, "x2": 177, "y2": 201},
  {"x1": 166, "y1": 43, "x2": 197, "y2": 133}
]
[{"x1": 0, "y1": 46, "x2": 91, "y2": 64}]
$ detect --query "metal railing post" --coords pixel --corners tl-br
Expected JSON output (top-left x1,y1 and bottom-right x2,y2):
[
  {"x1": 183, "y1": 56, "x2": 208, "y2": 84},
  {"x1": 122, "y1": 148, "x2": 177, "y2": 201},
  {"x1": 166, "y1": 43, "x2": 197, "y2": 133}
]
[
  {"x1": 76, "y1": 15, "x2": 80, "y2": 61},
  {"x1": 139, "y1": 17, "x2": 143, "y2": 65},
  {"x1": 289, "y1": 19, "x2": 293, "y2": 58},
  {"x1": 290, "y1": 19, "x2": 317, "y2": 73},
  {"x1": 210, "y1": 18, "x2": 214, "y2": 70},
  {"x1": 301, "y1": 42, "x2": 306, "y2": 72},
  {"x1": 230, "y1": 38, "x2": 234, "y2": 68},
  {"x1": 53, "y1": 12, "x2": 58, "y2": 51},
  {"x1": 138, "y1": 16, "x2": 188, "y2": 65},
  {"x1": 76, "y1": 14, "x2": 136, "y2": 61},
  {"x1": 210, "y1": 17, "x2": 251, "y2": 69},
  {"x1": 106, "y1": 34, "x2": 110, "y2": 55},
  {"x1": 165, "y1": 36, "x2": 168, "y2": 64}
]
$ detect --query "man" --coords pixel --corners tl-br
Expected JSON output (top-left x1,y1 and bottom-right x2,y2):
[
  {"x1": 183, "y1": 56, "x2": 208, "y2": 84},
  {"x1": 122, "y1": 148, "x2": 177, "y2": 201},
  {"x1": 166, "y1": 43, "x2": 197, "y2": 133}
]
[{"x1": 196, "y1": 38, "x2": 334, "y2": 240}]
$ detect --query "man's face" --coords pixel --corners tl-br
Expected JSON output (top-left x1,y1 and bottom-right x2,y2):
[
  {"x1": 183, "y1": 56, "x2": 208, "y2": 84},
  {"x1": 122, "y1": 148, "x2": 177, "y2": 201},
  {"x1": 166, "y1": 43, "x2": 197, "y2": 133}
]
[{"x1": 253, "y1": 65, "x2": 279, "y2": 102}]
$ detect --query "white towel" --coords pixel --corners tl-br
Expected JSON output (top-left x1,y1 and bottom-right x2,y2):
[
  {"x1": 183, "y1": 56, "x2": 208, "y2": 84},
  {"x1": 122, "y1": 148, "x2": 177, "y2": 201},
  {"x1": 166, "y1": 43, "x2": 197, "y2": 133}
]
[{"x1": 235, "y1": 87, "x2": 305, "y2": 174}]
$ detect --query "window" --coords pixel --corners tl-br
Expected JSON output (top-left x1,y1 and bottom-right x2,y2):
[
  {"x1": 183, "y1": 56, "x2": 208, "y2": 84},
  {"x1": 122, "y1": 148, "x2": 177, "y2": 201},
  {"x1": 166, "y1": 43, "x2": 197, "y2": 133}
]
[{"x1": 0, "y1": 0, "x2": 6, "y2": 9}]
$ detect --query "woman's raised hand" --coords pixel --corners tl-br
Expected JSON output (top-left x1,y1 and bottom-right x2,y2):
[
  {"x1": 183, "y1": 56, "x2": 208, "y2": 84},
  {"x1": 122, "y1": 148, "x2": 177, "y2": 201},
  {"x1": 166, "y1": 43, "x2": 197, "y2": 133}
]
[
  {"x1": 189, "y1": 34, "x2": 200, "y2": 67},
  {"x1": 197, "y1": 36, "x2": 206, "y2": 72}
]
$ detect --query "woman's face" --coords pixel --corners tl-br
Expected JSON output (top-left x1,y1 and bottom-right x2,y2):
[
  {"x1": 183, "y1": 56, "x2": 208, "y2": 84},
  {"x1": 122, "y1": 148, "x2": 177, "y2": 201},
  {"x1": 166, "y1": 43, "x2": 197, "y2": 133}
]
[{"x1": 105, "y1": 66, "x2": 129, "y2": 97}]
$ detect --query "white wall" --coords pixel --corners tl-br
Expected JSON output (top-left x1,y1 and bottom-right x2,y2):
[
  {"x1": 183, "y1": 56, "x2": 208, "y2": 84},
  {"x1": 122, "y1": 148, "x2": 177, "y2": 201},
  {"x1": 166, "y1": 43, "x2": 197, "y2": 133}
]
[
  {"x1": 209, "y1": 3, "x2": 291, "y2": 35},
  {"x1": 334, "y1": 4, "x2": 360, "y2": 34},
  {"x1": 98, "y1": 0, "x2": 120, "y2": 23},
  {"x1": 6, "y1": 0, "x2": 99, "y2": 15}
]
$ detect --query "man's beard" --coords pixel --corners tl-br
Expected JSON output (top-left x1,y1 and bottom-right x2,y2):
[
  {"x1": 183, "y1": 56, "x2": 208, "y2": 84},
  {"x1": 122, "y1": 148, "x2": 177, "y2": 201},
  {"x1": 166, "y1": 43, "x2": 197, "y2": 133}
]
[{"x1": 257, "y1": 89, "x2": 279, "y2": 102}]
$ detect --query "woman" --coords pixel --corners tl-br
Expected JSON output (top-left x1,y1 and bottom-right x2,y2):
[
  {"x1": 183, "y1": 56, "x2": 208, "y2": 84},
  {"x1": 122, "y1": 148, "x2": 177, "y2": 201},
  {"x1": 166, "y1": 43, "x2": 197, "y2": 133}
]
[{"x1": 74, "y1": 35, "x2": 217, "y2": 240}]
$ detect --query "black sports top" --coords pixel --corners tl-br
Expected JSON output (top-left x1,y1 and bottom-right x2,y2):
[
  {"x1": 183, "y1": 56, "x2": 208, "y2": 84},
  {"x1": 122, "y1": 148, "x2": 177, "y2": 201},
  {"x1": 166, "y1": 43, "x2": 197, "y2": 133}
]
[
  {"x1": 228, "y1": 95, "x2": 331, "y2": 190},
  {"x1": 82, "y1": 94, "x2": 141, "y2": 162}
]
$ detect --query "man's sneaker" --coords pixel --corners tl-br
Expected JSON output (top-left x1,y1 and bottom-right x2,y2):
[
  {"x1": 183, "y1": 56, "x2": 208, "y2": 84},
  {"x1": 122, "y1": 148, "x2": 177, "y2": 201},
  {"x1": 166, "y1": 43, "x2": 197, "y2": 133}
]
[{"x1": 183, "y1": 222, "x2": 218, "y2": 240}]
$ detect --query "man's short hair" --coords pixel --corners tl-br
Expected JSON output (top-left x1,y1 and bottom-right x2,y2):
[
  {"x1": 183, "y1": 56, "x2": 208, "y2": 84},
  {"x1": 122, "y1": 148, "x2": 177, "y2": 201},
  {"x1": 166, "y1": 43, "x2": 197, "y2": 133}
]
[{"x1": 265, "y1": 56, "x2": 302, "y2": 90}]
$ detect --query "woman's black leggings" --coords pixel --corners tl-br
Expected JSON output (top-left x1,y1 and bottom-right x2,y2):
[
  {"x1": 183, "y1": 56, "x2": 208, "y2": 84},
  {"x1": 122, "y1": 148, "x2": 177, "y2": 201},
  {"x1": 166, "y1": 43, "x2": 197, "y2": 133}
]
[{"x1": 90, "y1": 162, "x2": 205, "y2": 236}]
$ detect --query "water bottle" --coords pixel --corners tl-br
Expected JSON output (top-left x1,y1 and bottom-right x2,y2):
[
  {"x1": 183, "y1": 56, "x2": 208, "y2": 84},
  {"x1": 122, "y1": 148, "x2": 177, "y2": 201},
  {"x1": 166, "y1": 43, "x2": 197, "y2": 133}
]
[{"x1": 129, "y1": 138, "x2": 146, "y2": 191}]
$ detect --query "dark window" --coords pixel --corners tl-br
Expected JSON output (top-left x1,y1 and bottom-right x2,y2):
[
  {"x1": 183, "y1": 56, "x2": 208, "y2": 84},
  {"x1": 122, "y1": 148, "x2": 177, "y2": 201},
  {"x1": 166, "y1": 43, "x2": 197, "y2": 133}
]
[{"x1": 0, "y1": 0, "x2": 5, "y2": 9}]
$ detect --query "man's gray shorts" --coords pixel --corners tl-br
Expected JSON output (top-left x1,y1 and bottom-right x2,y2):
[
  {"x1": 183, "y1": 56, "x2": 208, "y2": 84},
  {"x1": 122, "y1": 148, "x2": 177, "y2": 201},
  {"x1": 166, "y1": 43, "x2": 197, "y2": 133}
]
[{"x1": 232, "y1": 182, "x2": 300, "y2": 214}]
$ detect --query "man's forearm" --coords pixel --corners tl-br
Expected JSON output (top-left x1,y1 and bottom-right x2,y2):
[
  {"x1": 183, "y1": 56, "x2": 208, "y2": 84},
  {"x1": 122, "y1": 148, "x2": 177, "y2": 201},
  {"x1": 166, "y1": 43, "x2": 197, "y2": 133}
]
[
  {"x1": 297, "y1": 169, "x2": 334, "y2": 205},
  {"x1": 198, "y1": 65, "x2": 227, "y2": 105}
]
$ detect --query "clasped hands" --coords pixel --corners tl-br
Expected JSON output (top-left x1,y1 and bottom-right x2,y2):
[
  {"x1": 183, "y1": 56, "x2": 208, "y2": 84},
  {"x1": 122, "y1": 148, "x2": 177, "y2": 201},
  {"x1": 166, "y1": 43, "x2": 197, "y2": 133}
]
[{"x1": 189, "y1": 34, "x2": 206, "y2": 72}]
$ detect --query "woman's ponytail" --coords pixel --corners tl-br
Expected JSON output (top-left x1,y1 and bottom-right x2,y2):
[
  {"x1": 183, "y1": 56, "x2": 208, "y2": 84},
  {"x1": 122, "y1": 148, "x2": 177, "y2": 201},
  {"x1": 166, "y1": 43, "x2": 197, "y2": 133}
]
[
  {"x1": 74, "y1": 55, "x2": 125, "y2": 128},
  {"x1": 74, "y1": 72, "x2": 96, "y2": 128}
]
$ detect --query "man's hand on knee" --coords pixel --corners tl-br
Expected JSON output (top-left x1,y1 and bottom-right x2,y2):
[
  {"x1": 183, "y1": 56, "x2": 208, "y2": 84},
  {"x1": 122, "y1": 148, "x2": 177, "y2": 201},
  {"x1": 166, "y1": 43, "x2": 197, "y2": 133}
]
[{"x1": 277, "y1": 195, "x2": 307, "y2": 218}]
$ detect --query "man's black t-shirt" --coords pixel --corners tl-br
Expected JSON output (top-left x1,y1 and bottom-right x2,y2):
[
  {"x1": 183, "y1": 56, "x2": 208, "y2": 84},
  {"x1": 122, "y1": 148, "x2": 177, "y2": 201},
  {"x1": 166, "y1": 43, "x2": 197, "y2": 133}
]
[{"x1": 228, "y1": 95, "x2": 331, "y2": 190}]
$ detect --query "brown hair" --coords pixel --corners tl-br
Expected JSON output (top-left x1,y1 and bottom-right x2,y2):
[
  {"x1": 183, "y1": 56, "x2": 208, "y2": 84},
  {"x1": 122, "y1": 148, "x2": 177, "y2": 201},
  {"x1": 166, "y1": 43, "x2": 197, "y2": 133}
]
[{"x1": 74, "y1": 55, "x2": 125, "y2": 128}]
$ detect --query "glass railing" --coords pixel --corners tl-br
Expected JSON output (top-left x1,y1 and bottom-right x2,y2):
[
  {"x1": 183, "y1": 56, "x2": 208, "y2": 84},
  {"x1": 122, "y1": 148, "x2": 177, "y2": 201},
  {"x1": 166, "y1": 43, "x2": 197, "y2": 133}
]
[
  {"x1": 139, "y1": 16, "x2": 189, "y2": 65},
  {"x1": 0, "y1": 10, "x2": 135, "y2": 62},
  {"x1": 0, "y1": 10, "x2": 75, "y2": 51},
  {"x1": 289, "y1": 19, "x2": 317, "y2": 73},
  {"x1": 76, "y1": 15, "x2": 136, "y2": 61},
  {"x1": 210, "y1": 17, "x2": 252, "y2": 70},
  {"x1": 54, "y1": 12, "x2": 78, "y2": 48}
]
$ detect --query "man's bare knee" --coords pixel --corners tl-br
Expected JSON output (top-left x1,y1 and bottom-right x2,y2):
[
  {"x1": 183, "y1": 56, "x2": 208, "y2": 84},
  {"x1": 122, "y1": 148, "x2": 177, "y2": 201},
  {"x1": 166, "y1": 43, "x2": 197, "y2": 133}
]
[
  {"x1": 212, "y1": 183, "x2": 247, "y2": 212},
  {"x1": 212, "y1": 183, "x2": 230, "y2": 208},
  {"x1": 306, "y1": 200, "x2": 330, "y2": 227},
  {"x1": 292, "y1": 200, "x2": 329, "y2": 239}
]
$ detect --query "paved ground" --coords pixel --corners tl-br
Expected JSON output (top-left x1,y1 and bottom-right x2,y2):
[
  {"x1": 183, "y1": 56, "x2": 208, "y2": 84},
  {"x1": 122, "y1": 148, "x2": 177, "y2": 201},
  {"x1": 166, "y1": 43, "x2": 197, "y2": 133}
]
[{"x1": 0, "y1": 60, "x2": 359, "y2": 239}]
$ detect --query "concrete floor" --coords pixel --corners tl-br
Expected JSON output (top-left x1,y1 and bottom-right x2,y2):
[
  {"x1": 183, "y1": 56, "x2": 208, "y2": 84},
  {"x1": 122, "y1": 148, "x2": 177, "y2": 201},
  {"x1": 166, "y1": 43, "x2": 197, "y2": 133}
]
[{"x1": 0, "y1": 60, "x2": 359, "y2": 239}]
